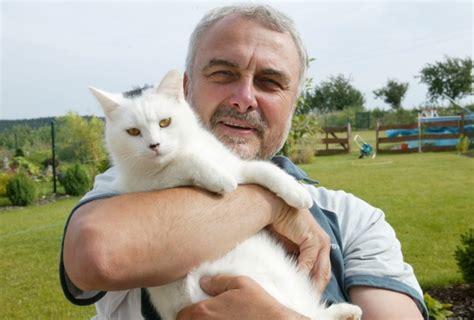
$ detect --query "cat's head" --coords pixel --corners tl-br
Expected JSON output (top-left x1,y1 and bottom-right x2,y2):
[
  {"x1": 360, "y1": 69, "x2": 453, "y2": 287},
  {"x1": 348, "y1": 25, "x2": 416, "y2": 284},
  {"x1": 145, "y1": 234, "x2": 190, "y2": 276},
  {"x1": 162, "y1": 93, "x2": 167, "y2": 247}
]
[{"x1": 90, "y1": 70, "x2": 195, "y2": 169}]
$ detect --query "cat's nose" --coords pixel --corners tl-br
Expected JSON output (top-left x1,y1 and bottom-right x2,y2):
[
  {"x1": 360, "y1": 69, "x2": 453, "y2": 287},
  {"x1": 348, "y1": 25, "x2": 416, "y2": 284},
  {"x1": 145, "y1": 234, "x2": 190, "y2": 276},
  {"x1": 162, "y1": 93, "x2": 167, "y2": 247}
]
[{"x1": 149, "y1": 143, "x2": 160, "y2": 151}]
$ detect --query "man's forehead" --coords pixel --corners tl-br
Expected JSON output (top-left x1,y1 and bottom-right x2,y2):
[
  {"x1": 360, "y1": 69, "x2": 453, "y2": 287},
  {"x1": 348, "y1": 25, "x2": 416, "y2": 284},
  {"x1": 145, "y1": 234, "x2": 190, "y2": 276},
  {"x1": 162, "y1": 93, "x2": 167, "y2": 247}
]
[{"x1": 192, "y1": 14, "x2": 300, "y2": 84}]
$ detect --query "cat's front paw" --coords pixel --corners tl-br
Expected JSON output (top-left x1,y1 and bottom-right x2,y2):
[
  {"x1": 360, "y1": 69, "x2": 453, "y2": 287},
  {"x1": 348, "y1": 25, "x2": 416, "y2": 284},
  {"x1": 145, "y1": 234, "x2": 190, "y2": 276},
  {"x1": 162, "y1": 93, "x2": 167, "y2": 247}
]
[
  {"x1": 326, "y1": 303, "x2": 362, "y2": 320},
  {"x1": 277, "y1": 182, "x2": 313, "y2": 209},
  {"x1": 204, "y1": 173, "x2": 237, "y2": 194}
]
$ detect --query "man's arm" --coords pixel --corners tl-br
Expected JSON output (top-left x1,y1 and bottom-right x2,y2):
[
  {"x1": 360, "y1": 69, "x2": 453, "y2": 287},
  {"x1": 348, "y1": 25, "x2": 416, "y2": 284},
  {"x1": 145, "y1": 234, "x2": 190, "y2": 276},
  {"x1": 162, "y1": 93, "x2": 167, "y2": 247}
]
[
  {"x1": 63, "y1": 184, "x2": 330, "y2": 292},
  {"x1": 350, "y1": 286, "x2": 423, "y2": 320}
]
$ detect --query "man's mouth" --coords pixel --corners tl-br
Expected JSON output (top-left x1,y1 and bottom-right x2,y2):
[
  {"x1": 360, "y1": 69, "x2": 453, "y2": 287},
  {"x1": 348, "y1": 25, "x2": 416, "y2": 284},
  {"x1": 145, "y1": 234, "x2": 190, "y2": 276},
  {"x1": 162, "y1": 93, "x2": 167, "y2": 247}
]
[{"x1": 220, "y1": 119, "x2": 255, "y2": 132}]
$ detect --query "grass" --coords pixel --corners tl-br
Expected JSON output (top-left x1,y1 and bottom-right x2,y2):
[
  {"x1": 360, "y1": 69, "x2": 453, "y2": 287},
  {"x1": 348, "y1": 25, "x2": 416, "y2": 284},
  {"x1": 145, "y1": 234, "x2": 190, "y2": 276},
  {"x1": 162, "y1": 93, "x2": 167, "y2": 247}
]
[
  {"x1": 301, "y1": 147, "x2": 474, "y2": 289},
  {"x1": 0, "y1": 140, "x2": 472, "y2": 317},
  {"x1": 0, "y1": 197, "x2": 96, "y2": 319}
]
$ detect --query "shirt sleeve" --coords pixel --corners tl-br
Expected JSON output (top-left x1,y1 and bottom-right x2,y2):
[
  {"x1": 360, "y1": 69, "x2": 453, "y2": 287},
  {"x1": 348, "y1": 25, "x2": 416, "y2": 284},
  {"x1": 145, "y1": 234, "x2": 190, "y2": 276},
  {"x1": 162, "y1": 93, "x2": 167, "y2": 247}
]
[
  {"x1": 59, "y1": 167, "x2": 120, "y2": 305},
  {"x1": 309, "y1": 186, "x2": 428, "y2": 319}
]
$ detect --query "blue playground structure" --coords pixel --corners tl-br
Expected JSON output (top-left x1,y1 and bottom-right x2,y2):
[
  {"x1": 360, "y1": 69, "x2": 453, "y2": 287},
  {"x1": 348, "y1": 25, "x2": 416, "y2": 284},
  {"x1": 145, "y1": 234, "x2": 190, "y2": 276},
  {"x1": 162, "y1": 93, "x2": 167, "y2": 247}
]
[
  {"x1": 376, "y1": 113, "x2": 474, "y2": 153},
  {"x1": 385, "y1": 113, "x2": 474, "y2": 149}
]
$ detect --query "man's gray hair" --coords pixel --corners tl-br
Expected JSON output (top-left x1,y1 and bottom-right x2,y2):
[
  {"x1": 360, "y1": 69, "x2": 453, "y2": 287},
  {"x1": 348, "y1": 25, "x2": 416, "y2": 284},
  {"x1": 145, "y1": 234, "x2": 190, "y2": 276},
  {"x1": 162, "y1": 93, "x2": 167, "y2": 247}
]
[{"x1": 185, "y1": 4, "x2": 308, "y2": 94}]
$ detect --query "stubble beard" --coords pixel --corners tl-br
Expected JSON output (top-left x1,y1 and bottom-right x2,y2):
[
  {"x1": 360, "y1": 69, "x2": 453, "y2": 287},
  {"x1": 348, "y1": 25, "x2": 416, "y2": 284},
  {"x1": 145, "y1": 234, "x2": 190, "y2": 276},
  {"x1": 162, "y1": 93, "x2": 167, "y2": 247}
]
[{"x1": 186, "y1": 86, "x2": 292, "y2": 161}]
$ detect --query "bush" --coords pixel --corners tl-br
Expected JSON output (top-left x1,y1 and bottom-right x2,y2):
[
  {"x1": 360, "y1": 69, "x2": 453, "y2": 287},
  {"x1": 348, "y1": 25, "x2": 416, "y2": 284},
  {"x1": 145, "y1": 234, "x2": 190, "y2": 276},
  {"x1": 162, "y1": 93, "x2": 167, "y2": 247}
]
[
  {"x1": 15, "y1": 148, "x2": 25, "y2": 157},
  {"x1": 96, "y1": 157, "x2": 111, "y2": 174},
  {"x1": 62, "y1": 164, "x2": 91, "y2": 196},
  {"x1": 10, "y1": 156, "x2": 41, "y2": 176},
  {"x1": 454, "y1": 228, "x2": 474, "y2": 284},
  {"x1": 281, "y1": 114, "x2": 319, "y2": 164},
  {"x1": 0, "y1": 172, "x2": 13, "y2": 195},
  {"x1": 423, "y1": 293, "x2": 453, "y2": 320},
  {"x1": 6, "y1": 173, "x2": 37, "y2": 206},
  {"x1": 456, "y1": 135, "x2": 471, "y2": 153}
]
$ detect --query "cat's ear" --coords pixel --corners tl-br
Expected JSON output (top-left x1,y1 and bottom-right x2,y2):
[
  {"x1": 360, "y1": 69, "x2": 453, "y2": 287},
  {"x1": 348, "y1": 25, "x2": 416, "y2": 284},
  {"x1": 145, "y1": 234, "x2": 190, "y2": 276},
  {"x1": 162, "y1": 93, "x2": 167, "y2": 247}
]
[
  {"x1": 89, "y1": 87, "x2": 121, "y2": 116},
  {"x1": 155, "y1": 70, "x2": 184, "y2": 101}
]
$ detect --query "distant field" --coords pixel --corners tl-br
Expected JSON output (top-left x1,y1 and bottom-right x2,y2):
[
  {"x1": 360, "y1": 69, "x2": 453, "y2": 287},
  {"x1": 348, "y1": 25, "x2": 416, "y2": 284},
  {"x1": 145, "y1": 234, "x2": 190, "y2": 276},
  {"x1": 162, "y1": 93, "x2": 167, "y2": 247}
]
[{"x1": 0, "y1": 147, "x2": 473, "y2": 318}]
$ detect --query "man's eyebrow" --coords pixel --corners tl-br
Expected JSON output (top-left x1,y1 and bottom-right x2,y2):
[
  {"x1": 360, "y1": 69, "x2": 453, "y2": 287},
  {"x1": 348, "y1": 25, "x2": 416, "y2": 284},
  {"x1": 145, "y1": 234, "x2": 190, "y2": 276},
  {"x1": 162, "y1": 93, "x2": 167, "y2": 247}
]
[
  {"x1": 202, "y1": 58, "x2": 239, "y2": 71},
  {"x1": 260, "y1": 68, "x2": 291, "y2": 84}
]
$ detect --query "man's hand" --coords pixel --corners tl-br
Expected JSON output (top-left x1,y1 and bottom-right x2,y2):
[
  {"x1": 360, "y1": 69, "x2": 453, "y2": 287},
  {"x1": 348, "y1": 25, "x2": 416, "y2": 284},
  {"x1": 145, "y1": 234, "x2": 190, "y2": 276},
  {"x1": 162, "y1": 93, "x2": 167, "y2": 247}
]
[
  {"x1": 270, "y1": 207, "x2": 331, "y2": 292},
  {"x1": 176, "y1": 275, "x2": 309, "y2": 320}
]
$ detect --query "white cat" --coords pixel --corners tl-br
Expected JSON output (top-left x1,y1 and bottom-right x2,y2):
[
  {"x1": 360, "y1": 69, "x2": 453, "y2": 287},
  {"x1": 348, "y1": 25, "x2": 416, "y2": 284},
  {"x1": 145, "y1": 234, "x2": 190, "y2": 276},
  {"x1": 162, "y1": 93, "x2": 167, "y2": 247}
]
[{"x1": 90, "y1": 70, "x2": 362, "y2": 320}]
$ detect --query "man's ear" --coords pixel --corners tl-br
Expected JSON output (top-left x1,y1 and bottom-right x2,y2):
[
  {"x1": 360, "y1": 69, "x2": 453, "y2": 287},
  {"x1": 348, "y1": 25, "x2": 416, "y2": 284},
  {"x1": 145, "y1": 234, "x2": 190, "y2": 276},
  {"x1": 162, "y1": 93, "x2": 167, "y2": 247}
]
[{"x1": 183, "y1": 72, "x2": 190, "y2": 99}]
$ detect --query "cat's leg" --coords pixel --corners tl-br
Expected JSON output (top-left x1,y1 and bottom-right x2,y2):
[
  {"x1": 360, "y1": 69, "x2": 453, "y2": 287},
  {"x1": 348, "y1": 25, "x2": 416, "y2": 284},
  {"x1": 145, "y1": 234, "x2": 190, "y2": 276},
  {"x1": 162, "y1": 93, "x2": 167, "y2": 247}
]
[
  {"x1": 240, "y1": 161, "x2": 313, "y2": 208},
  {"x1": 322, "y1": 303, "x2": 362, "y2": 320},
  {"x1": 178, "y1": 154, "x2": 238, "y2": 194}
]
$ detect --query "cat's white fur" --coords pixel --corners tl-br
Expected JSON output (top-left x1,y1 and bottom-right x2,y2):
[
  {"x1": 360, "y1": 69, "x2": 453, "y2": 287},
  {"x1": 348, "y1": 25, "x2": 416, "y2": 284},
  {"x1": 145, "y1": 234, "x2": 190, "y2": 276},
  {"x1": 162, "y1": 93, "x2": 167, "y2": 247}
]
[{"x1": 90, "y1": 70, "x2": 362, "y2": 320}]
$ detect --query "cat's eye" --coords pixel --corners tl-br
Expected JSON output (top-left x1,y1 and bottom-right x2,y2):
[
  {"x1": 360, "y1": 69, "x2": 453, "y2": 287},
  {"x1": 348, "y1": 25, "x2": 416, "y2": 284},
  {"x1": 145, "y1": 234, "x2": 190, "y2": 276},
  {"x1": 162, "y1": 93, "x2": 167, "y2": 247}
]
[
  {"x1": 126, "y1": 128, "x2": 141, "y2": 136},
  {"x1": 159, "y1": 118, "x2": 171, "y2": 128}
]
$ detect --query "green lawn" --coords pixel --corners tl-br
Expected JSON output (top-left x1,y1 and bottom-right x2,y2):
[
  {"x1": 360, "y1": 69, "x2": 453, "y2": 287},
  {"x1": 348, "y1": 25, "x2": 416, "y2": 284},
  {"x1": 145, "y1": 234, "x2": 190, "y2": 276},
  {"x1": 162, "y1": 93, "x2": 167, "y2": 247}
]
[
  {"x1": 0, "y1": 197, "x2": 96, "y2": 319},
  {"x1": 0, "y1": 147, "x2": 473, "y2": 318},
  {"x1": 301, "y1": 150, "x2": 474, "y2": 289}
]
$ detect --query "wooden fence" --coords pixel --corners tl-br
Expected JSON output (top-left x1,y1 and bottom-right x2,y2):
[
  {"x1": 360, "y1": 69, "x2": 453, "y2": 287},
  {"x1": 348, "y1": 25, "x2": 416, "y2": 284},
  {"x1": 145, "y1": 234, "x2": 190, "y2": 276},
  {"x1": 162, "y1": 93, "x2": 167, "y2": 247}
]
[
  {"x1": 317, "y1": 123, "x2": 351, "y2": 155},
  {"x1": 376, "y1": 115, "x2": 474, "y2": 154}
]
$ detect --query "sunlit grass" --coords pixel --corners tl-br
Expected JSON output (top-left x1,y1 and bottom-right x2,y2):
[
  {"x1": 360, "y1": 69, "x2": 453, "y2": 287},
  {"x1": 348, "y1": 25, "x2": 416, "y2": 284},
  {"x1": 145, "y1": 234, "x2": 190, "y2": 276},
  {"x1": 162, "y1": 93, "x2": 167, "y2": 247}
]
[
  {"x1": 0, "y1": 197, "x2": 96, "y2": 319},
  {"x1": 302, "y1": 149, "x2": 474, "y2": 289}
]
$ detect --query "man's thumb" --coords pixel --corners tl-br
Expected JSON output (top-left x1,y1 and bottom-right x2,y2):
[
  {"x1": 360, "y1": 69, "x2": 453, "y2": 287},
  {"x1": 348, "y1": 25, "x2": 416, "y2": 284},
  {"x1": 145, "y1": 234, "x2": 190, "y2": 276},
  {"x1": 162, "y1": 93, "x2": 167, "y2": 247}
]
[{"x1": 199, "y1": 274, "x2": 247, "y2": 296}]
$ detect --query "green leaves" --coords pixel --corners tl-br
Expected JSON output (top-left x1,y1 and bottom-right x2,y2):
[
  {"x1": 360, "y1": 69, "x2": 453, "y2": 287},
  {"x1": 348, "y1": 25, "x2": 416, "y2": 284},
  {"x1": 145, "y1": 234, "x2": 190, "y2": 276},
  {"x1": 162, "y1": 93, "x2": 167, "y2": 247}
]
[
  {"x1": 424, "y1": 293, "x2": 453, "y2": 320},
  {"x1": 455, "y1": 228, "x2": 474, "y2": 285},
  {"x1": 373, "y1": 79, "x2": 409, "y2": 110},
  {"x1": 308, "y1": 74, "x2": 365, "y2": 113},
  {"x1": 418, "y1": 56, "x2": 473, "y2": 103},
  {"x1": 56, "y1": 112, "x2": 106, "y2": 164}
]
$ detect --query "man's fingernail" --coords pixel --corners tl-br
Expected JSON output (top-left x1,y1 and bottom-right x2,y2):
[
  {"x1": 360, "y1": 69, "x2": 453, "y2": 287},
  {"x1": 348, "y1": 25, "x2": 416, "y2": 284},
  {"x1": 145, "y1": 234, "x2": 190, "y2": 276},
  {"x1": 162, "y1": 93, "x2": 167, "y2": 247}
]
[{"x1": 200, "y1": 276, "x2": 211, "y2": 287}]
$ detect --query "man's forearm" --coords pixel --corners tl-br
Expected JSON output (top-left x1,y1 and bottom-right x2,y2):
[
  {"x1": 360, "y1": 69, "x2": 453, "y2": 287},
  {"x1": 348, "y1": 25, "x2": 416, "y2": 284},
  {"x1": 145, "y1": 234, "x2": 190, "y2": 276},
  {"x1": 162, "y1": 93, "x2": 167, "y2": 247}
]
[{"x1": 63, "y1": 185, "x2": 283, "y2": 291}]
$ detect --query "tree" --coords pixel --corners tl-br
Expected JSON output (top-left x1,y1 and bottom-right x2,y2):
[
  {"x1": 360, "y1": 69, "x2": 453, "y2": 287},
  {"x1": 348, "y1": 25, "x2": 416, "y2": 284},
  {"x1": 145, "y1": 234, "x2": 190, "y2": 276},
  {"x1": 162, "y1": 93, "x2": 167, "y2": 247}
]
[
  {"x1": 308, "y1": 74, "x2": 365, "y2": 113},
  {"x1": 418, "y1": 56, "x2": 472, "y2": 103},
  {"x1": 295, "y1": 57, "x2": 316, "y2": 115},
  {"x1": 373, "y1": 79, "x2": 409, "y2": 110},
  {"x1": 56, "y1": 112, "x2": 106, "y2": 165}
]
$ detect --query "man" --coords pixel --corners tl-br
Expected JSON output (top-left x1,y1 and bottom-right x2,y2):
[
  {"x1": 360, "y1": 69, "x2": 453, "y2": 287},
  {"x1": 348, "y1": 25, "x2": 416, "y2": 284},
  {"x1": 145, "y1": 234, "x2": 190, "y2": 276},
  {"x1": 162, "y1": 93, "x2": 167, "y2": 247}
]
[{"x1": 60, "y1": 4, "x2": 428, "y2": 319}]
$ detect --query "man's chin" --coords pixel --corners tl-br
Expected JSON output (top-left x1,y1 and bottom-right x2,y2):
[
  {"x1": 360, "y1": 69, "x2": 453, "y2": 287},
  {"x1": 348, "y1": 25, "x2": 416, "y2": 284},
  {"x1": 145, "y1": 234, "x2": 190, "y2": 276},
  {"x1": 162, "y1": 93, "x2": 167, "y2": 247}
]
[{"x1": 218, "y1": 136, "x2": 260, "y2": 160}]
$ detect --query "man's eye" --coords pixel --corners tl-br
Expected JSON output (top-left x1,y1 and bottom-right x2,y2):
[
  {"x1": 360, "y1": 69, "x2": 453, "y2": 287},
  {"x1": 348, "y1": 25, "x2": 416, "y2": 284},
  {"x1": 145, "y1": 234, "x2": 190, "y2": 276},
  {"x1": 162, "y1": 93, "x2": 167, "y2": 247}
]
[
  {"x1": 257, "y1": 78, "x2": 282, "y2": 90},
  {"x1": 209, "y1": 70, "x2": 236, "y2": 81}
]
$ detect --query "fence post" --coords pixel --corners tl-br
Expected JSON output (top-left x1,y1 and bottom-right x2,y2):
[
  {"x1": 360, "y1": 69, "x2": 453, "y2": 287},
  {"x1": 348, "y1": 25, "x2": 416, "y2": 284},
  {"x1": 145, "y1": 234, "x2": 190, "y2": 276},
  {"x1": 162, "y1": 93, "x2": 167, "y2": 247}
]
[
  {"x1": 376, "y1": 120, "x2": 380, "y2": 153},
  {"x1": 51, "y1": 121, "x2": 57, "y2": 194},
  {"x1": 460, "y1": 113, "x2": 465, "y2": 137},
  {"x1": 417, "y1": 115, "x2": 422, "y2": 153},
  {"x1": 347, "y1": 122, "x2": 352, "y2": 153}
]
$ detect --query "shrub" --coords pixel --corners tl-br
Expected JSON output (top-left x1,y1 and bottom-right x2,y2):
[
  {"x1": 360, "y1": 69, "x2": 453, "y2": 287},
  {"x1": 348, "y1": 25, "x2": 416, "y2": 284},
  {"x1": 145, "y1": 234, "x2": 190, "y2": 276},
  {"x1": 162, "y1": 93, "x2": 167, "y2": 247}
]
[
  {"x1": 96, "y1": 157, "x2": 111, "y2": 174},
  {"x1": 62, "y1": 164, "x2": 91, "y2": 196},
  {"x1": 281, "y1": 114, "x2": 319, "y2": 164},
  {"x1": 454, "y1": 228, "x2": 474, "y2": 284},
  {"x1": 456, "y1": 135, "x2": 471, "y2": 153},
  {"x1": 6, "y1": 173, "x2": 37, "y2": 206},
  {"x1": 423, "y1": 293, "x2": 453, "y2": 320},
  {"x1": 15, "y1": 148, "x2": 25, "y2": 157},
  {"x1": 0, "y1": 172, "x2": 13, "y2": 195},
  {"x1": 10, "y1": 156, "x2": 41, "y2": 176}
]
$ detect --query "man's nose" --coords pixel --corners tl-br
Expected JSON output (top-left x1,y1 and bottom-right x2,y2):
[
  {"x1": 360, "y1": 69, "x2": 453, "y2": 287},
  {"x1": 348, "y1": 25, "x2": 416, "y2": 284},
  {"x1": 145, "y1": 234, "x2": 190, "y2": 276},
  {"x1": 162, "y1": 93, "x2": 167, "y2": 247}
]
[{"x1": 228, "y1": 78, "x2": 257, "y2": 113}]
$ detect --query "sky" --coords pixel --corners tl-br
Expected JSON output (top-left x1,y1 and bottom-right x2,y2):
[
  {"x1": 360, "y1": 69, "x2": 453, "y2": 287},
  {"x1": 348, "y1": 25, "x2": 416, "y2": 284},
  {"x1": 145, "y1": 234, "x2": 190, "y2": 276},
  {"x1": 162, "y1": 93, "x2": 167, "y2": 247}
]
[{"x1": 1, "y1": 0, "x2": 473, "y2": 120}]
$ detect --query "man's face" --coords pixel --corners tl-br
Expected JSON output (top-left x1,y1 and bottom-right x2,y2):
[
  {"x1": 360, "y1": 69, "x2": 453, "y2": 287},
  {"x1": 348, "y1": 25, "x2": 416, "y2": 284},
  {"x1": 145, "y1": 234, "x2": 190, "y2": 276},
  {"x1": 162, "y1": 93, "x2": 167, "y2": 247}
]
[{"x1": 185, "y1": 15, "x2": 300, "y2": 160}]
